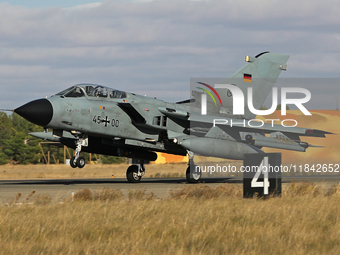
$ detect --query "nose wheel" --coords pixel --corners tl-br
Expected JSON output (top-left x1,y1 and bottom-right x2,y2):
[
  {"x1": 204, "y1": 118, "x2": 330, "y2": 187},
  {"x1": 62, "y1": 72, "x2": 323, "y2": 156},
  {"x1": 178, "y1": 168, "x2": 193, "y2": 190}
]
[
  {"x1": 70, "y1": 135, "x2": 88, "y2": 169},
  {"x1": 70, "y1": 156, "x2": 77, "y2": 168},
  {"x1": 70, "y1": 156, "x2": 86, "y2": 168}
]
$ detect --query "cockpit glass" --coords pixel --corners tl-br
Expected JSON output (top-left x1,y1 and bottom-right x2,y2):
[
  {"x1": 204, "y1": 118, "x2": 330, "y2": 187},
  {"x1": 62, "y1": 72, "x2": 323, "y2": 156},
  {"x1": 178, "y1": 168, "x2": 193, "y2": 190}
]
[
  {"x1": 64, "y1": 87, "x2": 85, "y2": 98},
  {"x1": 86, "y1": 86, "x2": 108, "y2": 97},
  {"x1": 109, "y1": 90, "x2": 127, "y2": 99},
  {"x1": 55, "y1": 87, "x2": 74, "y2": 96},
  {"x1": 55, "y1": 84, "x2": 127, "y2": 99}
]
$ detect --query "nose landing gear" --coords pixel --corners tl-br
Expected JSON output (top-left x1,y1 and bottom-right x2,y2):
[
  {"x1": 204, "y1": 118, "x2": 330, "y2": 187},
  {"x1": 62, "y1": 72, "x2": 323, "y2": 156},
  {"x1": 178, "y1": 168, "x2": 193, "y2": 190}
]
[
  {"x1": 70, "y1": 136, "x2": 88, "y2": 168},
  {"x1": 70, "y1": 156, "x2": 86, "y2": 168}
]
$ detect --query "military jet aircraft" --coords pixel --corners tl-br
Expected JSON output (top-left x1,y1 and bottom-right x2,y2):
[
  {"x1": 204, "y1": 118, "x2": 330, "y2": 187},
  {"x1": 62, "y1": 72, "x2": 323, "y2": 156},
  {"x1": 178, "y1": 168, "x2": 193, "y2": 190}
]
[{"x1": 13, "y1": 52, "x2": 332, "y2": 183}]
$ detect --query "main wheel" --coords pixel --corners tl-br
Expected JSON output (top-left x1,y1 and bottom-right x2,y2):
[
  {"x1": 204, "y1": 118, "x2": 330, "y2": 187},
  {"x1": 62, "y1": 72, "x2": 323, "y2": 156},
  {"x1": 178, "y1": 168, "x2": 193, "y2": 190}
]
[
  {"x1": 70, "y1": 156, "x2": 77, "y2": 168},
  {"x1": 76, "y1": 156, "x2": 86, "y2": 168},
  {"x1": 126, "y1": 165, "x2": 141, "y2": 183},
  {"x1": 186, "y1": 165, "x2": 202, "y2": 183}
]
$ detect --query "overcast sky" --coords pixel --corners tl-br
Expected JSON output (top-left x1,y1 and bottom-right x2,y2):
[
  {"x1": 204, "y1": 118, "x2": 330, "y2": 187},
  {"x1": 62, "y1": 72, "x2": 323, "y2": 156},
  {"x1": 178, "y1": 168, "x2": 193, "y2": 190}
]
[{"x1": 1, "y1": 0, "x2": 340, "y2": 110}]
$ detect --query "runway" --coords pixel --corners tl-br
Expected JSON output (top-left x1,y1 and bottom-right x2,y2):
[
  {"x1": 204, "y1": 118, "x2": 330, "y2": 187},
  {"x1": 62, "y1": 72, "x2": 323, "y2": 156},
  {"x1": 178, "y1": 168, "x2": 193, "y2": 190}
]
[
  {"x1": 0, "y1": 177, "x2": 235, "y2": 202},
  {"x1": 1, "y1": 175, "x2": 340, "y2": 203}
]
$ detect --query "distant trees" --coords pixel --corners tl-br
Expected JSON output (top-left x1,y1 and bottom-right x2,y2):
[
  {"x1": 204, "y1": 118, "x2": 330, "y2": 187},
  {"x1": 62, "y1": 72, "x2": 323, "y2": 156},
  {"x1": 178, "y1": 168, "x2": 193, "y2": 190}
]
[
  {"x1": 0, "y1": 112, "x2": 124, "y2": 165},
  {"x1": 0, "y1": 112, "x2": 44, "y2": 165}
]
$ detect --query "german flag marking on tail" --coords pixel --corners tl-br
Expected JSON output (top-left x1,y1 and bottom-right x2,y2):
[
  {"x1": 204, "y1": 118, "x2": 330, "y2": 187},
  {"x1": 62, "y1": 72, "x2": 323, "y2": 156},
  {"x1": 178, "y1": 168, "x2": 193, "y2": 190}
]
[{"x1": 244, "y1": 73, "x2": 252, "y2": 83}]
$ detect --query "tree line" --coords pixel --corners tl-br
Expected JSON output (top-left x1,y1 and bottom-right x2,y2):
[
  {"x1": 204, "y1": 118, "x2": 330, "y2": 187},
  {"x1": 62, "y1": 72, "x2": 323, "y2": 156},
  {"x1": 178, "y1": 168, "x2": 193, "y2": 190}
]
[{"x1": 0, "y1": 112, "x2": 124, "y2": 165}]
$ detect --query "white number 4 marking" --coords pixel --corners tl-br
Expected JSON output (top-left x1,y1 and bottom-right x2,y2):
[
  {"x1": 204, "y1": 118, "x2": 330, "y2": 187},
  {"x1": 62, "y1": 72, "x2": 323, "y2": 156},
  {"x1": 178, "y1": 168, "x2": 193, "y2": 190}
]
[{"x1": 251, "y1": 157, "x2": 270, "y2": 195}]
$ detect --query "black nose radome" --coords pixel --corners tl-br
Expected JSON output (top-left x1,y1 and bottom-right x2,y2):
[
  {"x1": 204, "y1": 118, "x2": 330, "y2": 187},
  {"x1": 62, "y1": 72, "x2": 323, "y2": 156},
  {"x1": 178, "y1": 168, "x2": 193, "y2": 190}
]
[{"x1": 14, "y1": 99, "x2": 53, "y2": 127}]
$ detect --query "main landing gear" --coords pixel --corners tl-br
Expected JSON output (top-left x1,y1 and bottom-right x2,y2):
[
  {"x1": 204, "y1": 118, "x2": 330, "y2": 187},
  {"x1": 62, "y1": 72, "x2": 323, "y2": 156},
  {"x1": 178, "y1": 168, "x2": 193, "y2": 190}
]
[
  {"x1": 125, "y1": 152, "x2": 202, "y2": 183},
  {"x1": 126, "y1": 162, "x2": 145, "y2": 183},
  {"x1": 186, "y1": 151, "x2": 202, "y2": 183},
  {"x1": 70, "y1": 136, "x2": 88, "y2": 169}
]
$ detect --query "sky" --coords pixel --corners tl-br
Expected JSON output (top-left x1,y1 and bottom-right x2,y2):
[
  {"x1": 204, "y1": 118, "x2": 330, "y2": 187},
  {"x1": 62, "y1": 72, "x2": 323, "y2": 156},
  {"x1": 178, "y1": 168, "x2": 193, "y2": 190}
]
[
  {"x1": 0, "y1": 0, "x2": 340, "y2": 110},
  {"x1": 3, "y1": 0, "x2": 100, "y2": 8}
]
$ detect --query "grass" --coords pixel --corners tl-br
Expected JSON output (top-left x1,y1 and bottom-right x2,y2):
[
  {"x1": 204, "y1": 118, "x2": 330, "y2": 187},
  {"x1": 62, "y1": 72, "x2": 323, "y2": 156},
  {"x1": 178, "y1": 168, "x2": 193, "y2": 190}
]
[
  {"x1": 1, "y1": 162, "x2": 337, "y2": 180},
  {"x1": 73, "y1": 187, "x2": 124, "y2": 202},
  {"x1": 169, "y1": 183, "x2": 242, "y2": 199},
  {"x1": 1, "y1": 183, "x2": 340, "y2": 254},
  {"x1": 0, "y1": 163, "x2": 188, "y2": 179}
]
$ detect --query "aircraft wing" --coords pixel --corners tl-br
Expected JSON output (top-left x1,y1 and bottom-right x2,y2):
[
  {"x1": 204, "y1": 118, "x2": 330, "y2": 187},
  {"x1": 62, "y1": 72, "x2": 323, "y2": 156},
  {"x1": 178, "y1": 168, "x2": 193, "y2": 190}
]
[
  {"x1": 158, "y1": 107, "x2": 333, "y2": 138},
  {"x1": 158, "y1": 107, "x2": 333, "y2": 153},
  {"x1": 188, "y1": 113, "x2": 333, "y2": 138}
]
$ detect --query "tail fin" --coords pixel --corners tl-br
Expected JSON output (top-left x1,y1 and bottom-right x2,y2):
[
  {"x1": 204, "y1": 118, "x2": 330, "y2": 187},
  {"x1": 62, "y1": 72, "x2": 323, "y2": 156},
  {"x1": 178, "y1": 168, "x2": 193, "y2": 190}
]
[{"x1": 218, "y1": 52, "x2": 290, "y2": 119}]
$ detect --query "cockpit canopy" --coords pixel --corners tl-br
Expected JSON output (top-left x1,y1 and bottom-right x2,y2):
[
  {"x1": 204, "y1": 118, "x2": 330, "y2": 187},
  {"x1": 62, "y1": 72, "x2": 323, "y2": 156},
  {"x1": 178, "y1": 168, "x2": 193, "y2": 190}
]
[{"x1": 55, "y1": 84, "x2": 127, "y2": 99}]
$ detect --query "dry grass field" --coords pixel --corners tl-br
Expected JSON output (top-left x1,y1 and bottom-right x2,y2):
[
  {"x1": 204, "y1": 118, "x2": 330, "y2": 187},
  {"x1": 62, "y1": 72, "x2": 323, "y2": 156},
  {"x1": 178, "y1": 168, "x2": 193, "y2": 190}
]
[
  {"x1": 0, "y1": 163, "x2": 188, "y2": 179},
  {"x1": 1, "y1": 183, "x2": 340, "y2": 254}
]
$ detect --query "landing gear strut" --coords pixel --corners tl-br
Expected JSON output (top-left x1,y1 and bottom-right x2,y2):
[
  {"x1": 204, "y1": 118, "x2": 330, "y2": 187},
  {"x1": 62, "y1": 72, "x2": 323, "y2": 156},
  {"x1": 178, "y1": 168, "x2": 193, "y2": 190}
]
[
  {"x1": 70, "y1": 136, "x2": 87, "y2": 168},
  {"x1": 126, "y1": 161, "x2": 145, "y2": 183},
  {"x1": 186, "y1": 151, "x2": 202, "y2": 183}
]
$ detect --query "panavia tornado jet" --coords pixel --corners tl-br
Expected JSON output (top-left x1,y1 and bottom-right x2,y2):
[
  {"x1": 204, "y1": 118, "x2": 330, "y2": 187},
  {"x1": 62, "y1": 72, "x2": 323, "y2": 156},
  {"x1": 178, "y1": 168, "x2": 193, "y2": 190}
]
[{"x1": 13, "y1": 52, "x2": 332, "y2": 183}]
